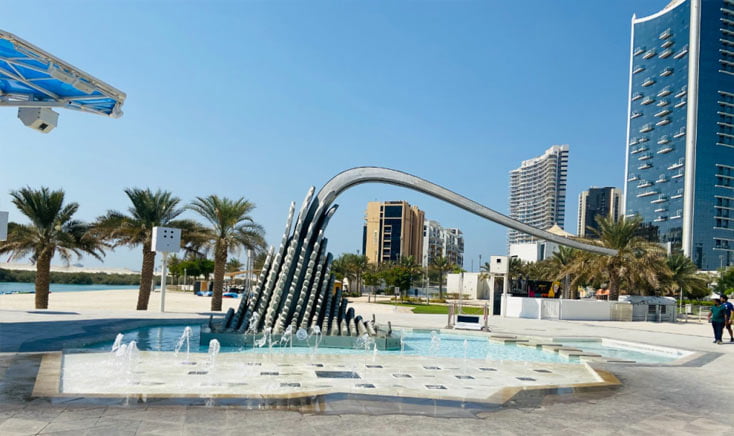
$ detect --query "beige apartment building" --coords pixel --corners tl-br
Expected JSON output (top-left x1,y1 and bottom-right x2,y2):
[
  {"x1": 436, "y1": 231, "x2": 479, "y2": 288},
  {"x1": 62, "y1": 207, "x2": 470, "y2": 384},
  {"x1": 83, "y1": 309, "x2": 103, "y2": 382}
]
[{"x1": 362, "y1": 201, "x2": 424, "y2": 265}]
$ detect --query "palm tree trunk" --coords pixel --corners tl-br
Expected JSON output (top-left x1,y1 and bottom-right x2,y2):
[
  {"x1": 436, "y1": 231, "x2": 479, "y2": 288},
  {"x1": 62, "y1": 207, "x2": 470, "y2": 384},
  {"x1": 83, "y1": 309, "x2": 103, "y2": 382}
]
[
  {"x1": 609, "y1": 275, "x2": 619, "y2": 301},
  {"x1": 137, "y1": 242, "x2": 156, "y2": 310},
  {"x1": 439, "y1": 271, "x2": 444, "y2": 300},
  {"x1": 211, "y1": 243, "x2": 227, "y2": 311},
  {"x1": 35, "y1": 250, "x2": 52, "y2": 309}
]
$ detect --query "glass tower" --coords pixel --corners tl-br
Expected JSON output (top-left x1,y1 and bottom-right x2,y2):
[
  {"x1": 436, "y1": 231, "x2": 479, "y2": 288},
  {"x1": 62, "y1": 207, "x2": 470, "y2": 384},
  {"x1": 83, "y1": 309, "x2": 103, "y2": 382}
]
[{"x1": 624, "y1": 0, "x2": 734, "y2": 269}]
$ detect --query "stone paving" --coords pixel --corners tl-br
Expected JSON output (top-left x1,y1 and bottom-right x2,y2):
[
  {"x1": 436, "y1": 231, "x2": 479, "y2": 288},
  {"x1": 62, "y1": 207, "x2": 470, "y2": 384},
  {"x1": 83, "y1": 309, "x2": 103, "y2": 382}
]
[{"x1": 1, "y1": 302, "x2": 733, "y2": 435}]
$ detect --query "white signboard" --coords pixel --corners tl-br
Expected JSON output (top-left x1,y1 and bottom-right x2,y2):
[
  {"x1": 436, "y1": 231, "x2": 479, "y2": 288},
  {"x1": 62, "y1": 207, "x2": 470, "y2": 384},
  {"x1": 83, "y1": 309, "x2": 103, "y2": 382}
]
[{"x1": 151, "y1": 226, "x2": 181, "y2": 253}]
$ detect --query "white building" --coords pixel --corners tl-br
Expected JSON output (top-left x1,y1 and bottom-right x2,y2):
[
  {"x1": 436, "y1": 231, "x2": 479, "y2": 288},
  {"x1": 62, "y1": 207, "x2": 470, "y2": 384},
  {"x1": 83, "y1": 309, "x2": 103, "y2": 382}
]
[
  {"x1": 509, "y1": 145, "x2": 569, "y2": 245},
  {"x1": 422, "y1": 220, "x2": 464, "y2": 267},
  {"x1": 508, "y1": 224, "x2": 571, "y2": 263}
]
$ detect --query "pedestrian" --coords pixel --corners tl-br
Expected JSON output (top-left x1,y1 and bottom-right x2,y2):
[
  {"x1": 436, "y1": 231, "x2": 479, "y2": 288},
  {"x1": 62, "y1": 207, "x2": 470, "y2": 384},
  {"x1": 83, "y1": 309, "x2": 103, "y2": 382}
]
[
  {"x1": 708, "y1": 298, "x2": 729, "y2": 344},
  {"x1": 721, "y1": 294, "x2": 734, "y2": 343}
]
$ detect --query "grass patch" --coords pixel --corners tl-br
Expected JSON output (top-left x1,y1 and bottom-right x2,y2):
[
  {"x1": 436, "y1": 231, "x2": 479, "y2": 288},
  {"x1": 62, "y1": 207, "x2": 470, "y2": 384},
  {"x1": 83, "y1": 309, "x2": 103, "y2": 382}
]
[{"x1": 377, "y1": 302, "x2": 484, "y2": 315}]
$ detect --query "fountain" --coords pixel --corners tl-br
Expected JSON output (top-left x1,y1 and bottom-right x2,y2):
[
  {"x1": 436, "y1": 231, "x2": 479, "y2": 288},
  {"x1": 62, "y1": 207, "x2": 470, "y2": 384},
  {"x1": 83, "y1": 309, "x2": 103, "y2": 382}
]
[
  {"x1": 174, "y1": 326, "x2": 194, "y2": 364},
  {"x1": 429, "y1": 331, "x2": 441, "y2": 355},
  {"x1": 208, "y1": 339, "x2": 220, "y2": 369}
]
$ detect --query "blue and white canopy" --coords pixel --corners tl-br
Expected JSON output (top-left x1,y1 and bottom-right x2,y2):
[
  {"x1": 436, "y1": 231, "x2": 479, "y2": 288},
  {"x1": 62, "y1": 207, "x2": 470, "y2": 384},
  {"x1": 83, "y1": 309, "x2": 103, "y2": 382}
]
[{"x1": 0, "y1": 30, "x2": 125, "y2": 118}]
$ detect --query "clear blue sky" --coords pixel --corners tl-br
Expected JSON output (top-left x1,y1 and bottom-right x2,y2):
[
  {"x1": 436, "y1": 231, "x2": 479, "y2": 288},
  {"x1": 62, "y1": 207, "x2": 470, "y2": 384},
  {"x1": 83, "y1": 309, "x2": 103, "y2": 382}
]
[{"x1": 1, "y1": 0, "x2": 665, "y2": 272}]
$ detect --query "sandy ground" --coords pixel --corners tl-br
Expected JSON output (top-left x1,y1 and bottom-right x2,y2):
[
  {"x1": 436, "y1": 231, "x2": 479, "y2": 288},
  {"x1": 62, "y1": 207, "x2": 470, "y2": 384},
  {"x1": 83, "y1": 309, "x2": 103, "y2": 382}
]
[{"x1": 0, "y1": 289, "x2": 243, "y2": 313}]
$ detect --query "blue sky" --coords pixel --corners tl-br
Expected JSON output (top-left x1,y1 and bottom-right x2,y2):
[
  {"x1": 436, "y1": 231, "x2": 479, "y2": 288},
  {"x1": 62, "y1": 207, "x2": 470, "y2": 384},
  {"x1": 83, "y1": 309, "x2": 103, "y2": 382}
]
[{"x1": 1, "y1": 0, "x2": 666, "y2": 272}]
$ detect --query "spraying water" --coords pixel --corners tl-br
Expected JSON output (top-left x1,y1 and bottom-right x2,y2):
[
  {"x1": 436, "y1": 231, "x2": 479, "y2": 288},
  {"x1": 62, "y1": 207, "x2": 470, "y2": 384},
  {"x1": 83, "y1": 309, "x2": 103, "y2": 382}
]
[
  {"x1": 111, "y1": 333, "x2": 124, "y2": 353},
  {"x1": 208, "y1": 339, "x2": 220, "y2": 369},
  {"x1": 429, "y1": 331, "x2": 441, "y2": 356},
  {"x1": 174, "y1": 326, "x2": 193, "y2": 362}
]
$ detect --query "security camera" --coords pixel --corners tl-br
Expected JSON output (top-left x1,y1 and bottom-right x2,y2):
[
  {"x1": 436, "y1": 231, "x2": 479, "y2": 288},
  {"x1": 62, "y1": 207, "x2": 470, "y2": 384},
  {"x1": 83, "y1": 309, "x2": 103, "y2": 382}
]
[{"x1": 18, "y1": 107, "x2": 59, "y2": 133}]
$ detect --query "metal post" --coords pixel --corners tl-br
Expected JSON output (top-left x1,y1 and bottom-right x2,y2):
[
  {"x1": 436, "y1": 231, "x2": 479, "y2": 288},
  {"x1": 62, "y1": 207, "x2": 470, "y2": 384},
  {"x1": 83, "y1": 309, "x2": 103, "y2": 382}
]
[
  {"x1": 160, "y1": 252, "x2": 169, "y2": 312},
  {"x1": 501, "y1": 272, "x2": 509, "y2": 318}
]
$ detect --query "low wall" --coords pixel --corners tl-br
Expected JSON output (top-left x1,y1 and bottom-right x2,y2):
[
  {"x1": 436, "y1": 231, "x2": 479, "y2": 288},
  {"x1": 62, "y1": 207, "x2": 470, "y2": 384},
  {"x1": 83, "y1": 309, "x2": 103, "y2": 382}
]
[{"x1": 505, "y1": 296, "x2": 615, "y2": 321}]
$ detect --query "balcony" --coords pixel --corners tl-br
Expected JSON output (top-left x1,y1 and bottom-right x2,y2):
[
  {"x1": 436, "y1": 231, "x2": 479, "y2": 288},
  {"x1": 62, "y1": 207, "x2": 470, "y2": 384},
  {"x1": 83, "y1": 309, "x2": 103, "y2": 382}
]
[
  {"x1": 627, "y1": 174, "x2": 639, "y2": 182},
  {"x1": 673, "y1": 128, "x2": 686, "y2": 138},
  {"x1": 637, "y1": 180, "x2": 653, "y2": 188},
  {"x1": 631, "y1": 145, "x2": 648, "y2": 154},
  {"x1": 633, "y1": 66, "x2": 645, "y2": 74},
  {"x1": 634, "y1": 46, "x2": 645, "y2": 56},
  {"x1": 674, "y1": 99, "x2": 687, "y2": 108},
  {"x1": 638, "y1": 153, "x2": 653, "y2": 161},
  {"x1": 668, "y1": 161, "x2": 684, "y2": 170},
  {"x1": 656, "y1": 118, "x2": 671, "y2": 126},
  {"x1": 640, "y1": 123, "x2": 654, "y2": 133},
  {"x1": 629, "y1": 137, "x2": 639, "y2": 146},
  {"x1": 638, "y1": 162, "x2": 653, "y2": 170},
  {"x1": 656, "y1": 174, "x2": 668, "y2": 183},
  {"x1": 641, "y1": 96, "x2": 655, "y2": 105},
  {"x1": 675, "y1": 88, "x2": 687, "y2": 98},
  {"x1": 655, "y1": 109, "x2": 672, "y2": 117},
  {"x1": 657, "y1": 136, "x2": 670, "y2": 144},
  {"x1": 656, "y1": 99, "x2": 669, "y2": 107},
  {"x1": 637, "y1": 190, "x2": 658, "y2": 198},
  {"x1": 632, "y1": 92, "x2": 643, "y2": 101},
  {"x1": 643, "y1": 49, "x2": 656, "y2": 59},
  {"x1": 657, "y1": 146, "x2": 674, "y2": 154},
  {"x1": 660, "y1": 67, "x2": 673, "y2": 76},
  {"x1": 661, "y1": 39, "x2": 674, "y2": 48},
  {"x1": 671, "y1": 191, "x2": 684, "y2": 199},
  {"x1": 659, "y1": 28, "x2": 672, "y2": 40},
  {"x1": 642, "y1": 78, "x2": 656, "y2": 87},
  {"x1": 653, "y1": 216, "x2": 668, "y2": 222},
  {"x1": 631, "y1": 111, "x2": 643, "y2": 119},
  {"x1": 654, "y1": 207, "x2": 668, "y2": 213},
  {"x1": 672, "y1": 170, "x2": 685, "y2": 179},
  {"x1": 657, "y1": 87, "x2": 672, "y2": 97},
  {"x1": 674, "y1": 45, "x2": 689, "y2": 59},
  {"x1": 659, "y1": 49, "x2": 673, "y2": 59},
  {"x1": 651, "y1": 195, "x2": 669, "y2": 204}
]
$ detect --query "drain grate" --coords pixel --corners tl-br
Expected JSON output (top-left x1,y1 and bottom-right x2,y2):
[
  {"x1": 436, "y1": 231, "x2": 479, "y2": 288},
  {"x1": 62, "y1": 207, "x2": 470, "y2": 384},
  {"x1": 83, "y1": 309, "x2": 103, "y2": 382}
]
[
  {"x1": 260, "y1": 372, "x2": 279, "y2": 376},
  {"x1": 423, "y1": 366, "x2": 441, "y2": 370},
  {"x1": 516, "y1": 377, "x2": 536, "y2": 381},
  {"x1": 245, "y1": 362, "x2": 262, "y2": 366},
  {"x1": 479, "y1": 367, "x2": 497, "y2": 371},
  {"x1": 188, "y1": 371, "x2": 208, "y2": 375},
  {"x1": 310, "y1": 363, "x2": 324, "y2": 367},
  {"x1": 315, "y1": 371, "x2": 360, "y2": 379},
  {"x1": 365, "y1": 364, "x2": 383, "y2": 368},
  {"x1": 280, "y1": 382, "x2": 301, "y2": 387},
  {"x1": 425, "y1": 384, "x2": 447, "y2": 390},
  {"x1": 533, "y1": 369, "x2": 552, "y2": 373},
  {"x1": 392, "y1": 374, "x2": 412, "y2": 378},
  {"x1": 455, "y1": 375, "x2": 474, "y2": 380},
  {"x1": 355, "y1": 383, "x2": 376, "y2": 389}
]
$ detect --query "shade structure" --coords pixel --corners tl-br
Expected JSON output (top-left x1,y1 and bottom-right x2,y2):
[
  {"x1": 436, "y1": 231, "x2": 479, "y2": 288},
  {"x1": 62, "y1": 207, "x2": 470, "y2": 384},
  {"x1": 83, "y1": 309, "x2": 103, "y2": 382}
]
[{"x1": 0, "y1": 30, "x2": 125, "y2": 117}]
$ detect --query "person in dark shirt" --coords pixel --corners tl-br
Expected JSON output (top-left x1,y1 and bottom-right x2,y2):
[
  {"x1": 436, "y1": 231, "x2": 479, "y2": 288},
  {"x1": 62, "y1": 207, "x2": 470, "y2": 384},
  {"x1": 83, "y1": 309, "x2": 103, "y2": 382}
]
[
  {"x1": 721, "y1": 295, "x2": 734, "y2": 343},
  {"x1": 708, "y1": 298, "x2": 729, "y2": 344}
]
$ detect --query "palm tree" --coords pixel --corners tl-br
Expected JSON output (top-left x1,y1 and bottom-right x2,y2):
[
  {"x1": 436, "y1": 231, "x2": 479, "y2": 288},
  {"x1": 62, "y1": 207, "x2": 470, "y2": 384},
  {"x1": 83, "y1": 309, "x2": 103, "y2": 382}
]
[
  {"x1": 559, "y1": 216, "x2": 668, "y2": 300},
  {"x1": 188, "y1": 195, "x2": 265, "y2": 311},
  {"x1": 226, "y1": 258, "x2": 243, "y2": 273},
  {"x1": 0, "y1": 187, "x2": 105, "y2": 309},
  {"x1": 430, "y1": 256, "x2": 454, "y2": 300},
  {"x1": 93, "y1": 188, "x2": 205, "y2": 310},
  {"x1": 548, "y1": 246, "x2": 577, "y2": 298},
  {"x1": 665, "y1": 253, "x2": 709, "y2": 299}
]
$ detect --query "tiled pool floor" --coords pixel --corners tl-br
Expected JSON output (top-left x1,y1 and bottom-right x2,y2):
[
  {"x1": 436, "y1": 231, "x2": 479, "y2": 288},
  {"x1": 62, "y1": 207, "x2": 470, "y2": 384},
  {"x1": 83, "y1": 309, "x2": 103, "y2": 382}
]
[{"x1": 47, "y1": 351, "x2": 614, "y2": 405}]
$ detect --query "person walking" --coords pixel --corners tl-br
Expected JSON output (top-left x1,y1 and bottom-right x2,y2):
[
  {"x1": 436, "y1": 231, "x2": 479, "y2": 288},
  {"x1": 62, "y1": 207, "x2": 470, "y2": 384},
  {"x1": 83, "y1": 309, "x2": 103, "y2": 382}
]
[
  {"x1": 721, "y1": 294, "x2": 734, "y2": 343},
  {"x1": 708, "y1": 298, "x2": 729, "y2": 344}
]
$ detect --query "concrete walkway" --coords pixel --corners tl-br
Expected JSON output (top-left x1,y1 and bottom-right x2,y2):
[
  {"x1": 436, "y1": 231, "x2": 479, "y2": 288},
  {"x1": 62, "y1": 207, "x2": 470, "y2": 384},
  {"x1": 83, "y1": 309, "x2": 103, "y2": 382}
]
[{"x1": 1, "y1": 300, "x2": 733, "y2": 435}]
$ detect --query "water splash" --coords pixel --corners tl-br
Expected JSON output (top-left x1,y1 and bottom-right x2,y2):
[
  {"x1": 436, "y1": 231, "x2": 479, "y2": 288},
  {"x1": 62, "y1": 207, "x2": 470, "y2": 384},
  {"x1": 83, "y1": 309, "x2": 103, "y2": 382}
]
[
  {"x1": 208, "y1": 339, "x2": 220, "y2": 369},
  {"x1": 429, "y1": 331, "x2": 441, "y2": 356},
  {"x1": 111, "y1": 333, "x2": 124, "y2": 353},
  {"x1": 174, "y1": 326, "x2": 193, "y2": 362}
]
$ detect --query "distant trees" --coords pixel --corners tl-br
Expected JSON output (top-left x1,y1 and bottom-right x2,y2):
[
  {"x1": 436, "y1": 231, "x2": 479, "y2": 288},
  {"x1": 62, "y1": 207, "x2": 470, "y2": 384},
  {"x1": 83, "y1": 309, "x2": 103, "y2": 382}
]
[
  {"x1": 430, "y1": 256, "x2": 455, "y2": 300},
  {"x1": 0, "y1": 187, "x2": 105, "y2": 309},
  {"x1": 331, "y1": 253, "x2": 369, "y2": 295}
]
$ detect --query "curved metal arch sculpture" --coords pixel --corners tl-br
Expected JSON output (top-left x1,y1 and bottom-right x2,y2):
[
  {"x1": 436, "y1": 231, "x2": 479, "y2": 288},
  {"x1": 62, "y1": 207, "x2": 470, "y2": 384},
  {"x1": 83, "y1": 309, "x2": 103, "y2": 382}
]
[
  {"x1": 311, "y1": 167, "x2": 616, "y2": 256},
  {"x1": 206, "y1": 167, "x2": 616, "y2": 344}
]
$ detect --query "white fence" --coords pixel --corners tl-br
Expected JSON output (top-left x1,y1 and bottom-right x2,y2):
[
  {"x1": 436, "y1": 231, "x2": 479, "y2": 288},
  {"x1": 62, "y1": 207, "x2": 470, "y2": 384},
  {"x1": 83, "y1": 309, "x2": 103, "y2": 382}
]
[{"x1": 505, "y1": 296, "x2": 616, "y2": 321}]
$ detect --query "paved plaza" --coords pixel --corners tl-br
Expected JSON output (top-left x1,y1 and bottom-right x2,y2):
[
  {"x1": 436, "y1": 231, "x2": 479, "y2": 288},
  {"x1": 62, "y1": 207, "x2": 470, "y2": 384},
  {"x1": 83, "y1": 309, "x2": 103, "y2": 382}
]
[{"x1": 1, "y1": 296, "x2": 733, "y2": 435}]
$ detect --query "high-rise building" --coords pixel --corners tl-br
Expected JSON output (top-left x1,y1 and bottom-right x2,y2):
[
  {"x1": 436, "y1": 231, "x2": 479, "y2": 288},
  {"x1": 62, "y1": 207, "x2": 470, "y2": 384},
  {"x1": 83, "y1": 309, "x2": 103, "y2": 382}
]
[
  {"x1": 577, "y1": 187, "x2": 622, "y2": 238},
  {"x1": 624, "y1": 0, "x2": 734, "y2": 269},
  {"x1": 362, "y1": 201, "x2": 424, "y2": 265},
  {"x1": 509, "y1": 145, "x2": 569, "y2": 244},
  {"x1": 421, "y1": 220, "x2": 464, "y2": 268}
]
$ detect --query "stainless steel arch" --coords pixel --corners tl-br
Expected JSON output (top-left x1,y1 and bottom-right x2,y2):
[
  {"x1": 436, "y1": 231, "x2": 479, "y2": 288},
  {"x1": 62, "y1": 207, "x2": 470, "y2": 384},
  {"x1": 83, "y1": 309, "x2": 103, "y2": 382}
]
[{"x1": 314, "y1": 167, "x2": 617, "y2": 256}]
